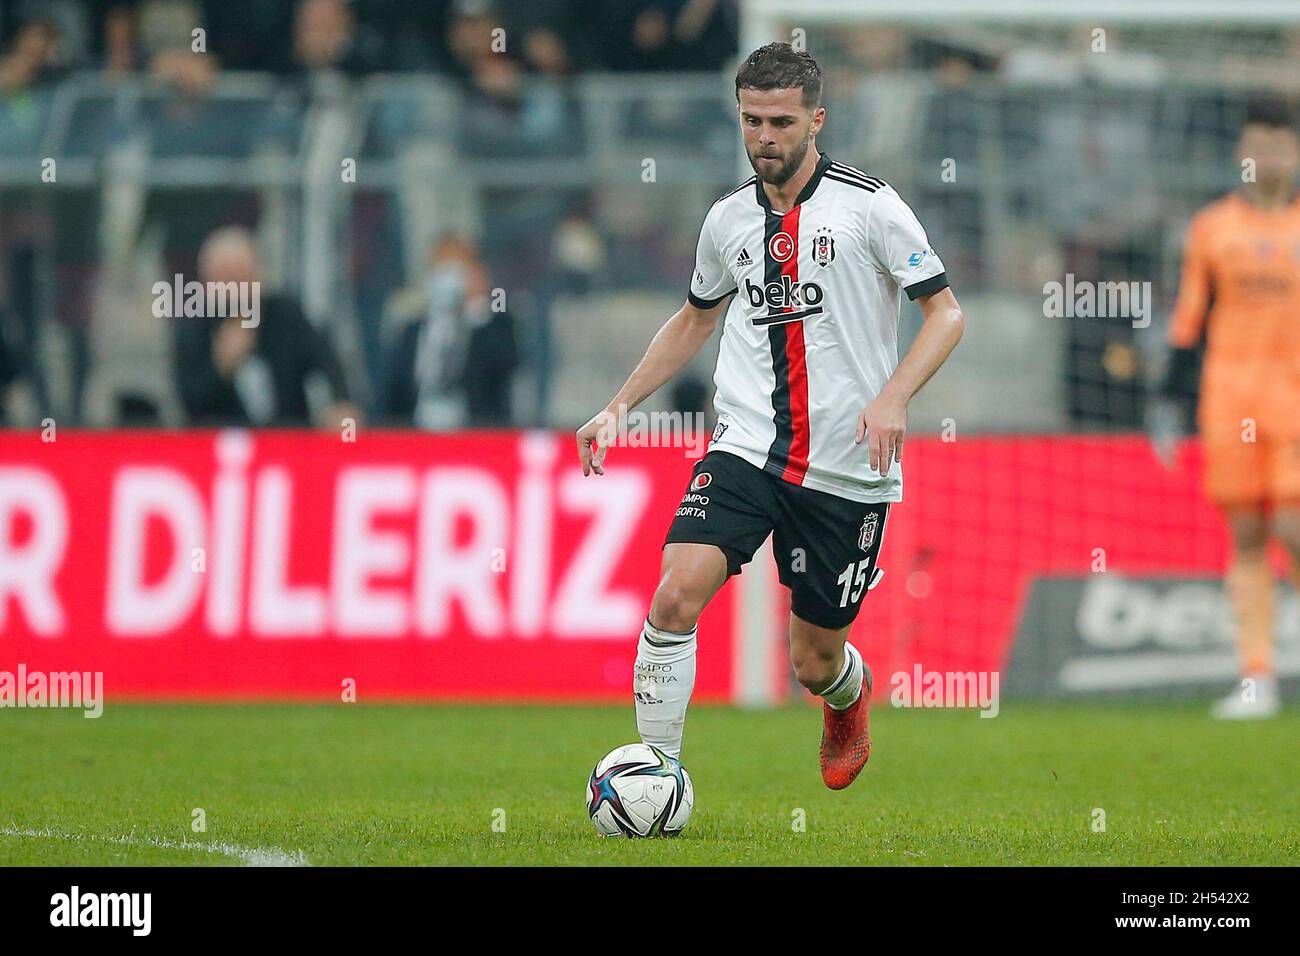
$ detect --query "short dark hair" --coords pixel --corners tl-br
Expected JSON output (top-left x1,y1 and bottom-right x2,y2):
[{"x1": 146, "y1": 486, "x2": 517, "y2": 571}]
[
  {"x1": 735, "y1": 43, "x2": 822, "y2": 109},
  {"x1": 1243, "y1": 97, "x2": 1296, "y2": 132}
]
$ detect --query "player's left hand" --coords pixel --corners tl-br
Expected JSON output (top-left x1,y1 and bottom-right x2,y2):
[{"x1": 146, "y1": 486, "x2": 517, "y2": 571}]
[{"x1": 855, "y1": 389, "x2": 907, "y2": 474}]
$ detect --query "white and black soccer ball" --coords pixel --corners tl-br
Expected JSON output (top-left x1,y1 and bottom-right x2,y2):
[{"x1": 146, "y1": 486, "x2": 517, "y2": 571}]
[{"x1": 585, "y1": 743, "x2": 694, "y2": 837}]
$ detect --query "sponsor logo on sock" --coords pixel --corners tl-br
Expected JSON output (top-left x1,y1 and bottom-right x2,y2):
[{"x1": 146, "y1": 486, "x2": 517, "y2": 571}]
[{"x1": 635, "y1": 663, "x2": 678, "y2": 685}]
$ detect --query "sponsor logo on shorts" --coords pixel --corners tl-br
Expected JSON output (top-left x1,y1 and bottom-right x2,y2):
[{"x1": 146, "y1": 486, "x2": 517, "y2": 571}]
[
  {"x1": 691, "y1": 472, "x2": 712, "y2": 492},
  {"x1": 859, "y1": 512, "x2": 879, "y2": 552}
]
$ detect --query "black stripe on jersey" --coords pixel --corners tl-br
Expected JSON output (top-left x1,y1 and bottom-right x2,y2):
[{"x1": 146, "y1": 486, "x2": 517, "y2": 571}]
[
  {"x1": 830, "y1": 163, "x2": 886, "y2": 189},
  {"x1": 688, "y1": 288, "x2": 737, "y2": 309},
  {"x1": 763, "y1": 212, "x2": 795, "y2": 476},
  {"x1": 714, "y1": 176, "x2": 758, "y2": 207},
  {"x1": 904, "y1": 271, "x2": 949, "y2": 300},
  {"x1": 824, "y1": 172, "x2": 879, "y2": 193}
]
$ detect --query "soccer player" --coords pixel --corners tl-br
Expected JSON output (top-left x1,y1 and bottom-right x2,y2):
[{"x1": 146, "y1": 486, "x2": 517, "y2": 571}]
[
  {"x1": 575, "y1": 43, "x2": 964, "y2": 788},
  {"x1": 1160, "y1": 100, "x2": 1300, "y2": 720}
]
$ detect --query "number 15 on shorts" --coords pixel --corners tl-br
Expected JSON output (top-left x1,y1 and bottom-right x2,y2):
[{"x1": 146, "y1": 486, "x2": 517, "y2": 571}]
[{"x1": 837, "y1": 559, "x2": 884, "y2": 608}]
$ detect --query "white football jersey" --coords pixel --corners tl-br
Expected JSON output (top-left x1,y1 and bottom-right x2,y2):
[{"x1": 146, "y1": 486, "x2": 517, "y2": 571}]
[{"x1": 688, "y1": 152, "x2": 948, "y2": 503}]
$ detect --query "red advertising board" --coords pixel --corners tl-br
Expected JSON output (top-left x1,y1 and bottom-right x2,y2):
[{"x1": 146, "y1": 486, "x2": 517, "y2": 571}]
[
  {"x1": 0, "y1": 430, "x2": 737, "y2": 700},
  {"x1": 0, "y1": 430, "x2": 1228, "y2": 701}
]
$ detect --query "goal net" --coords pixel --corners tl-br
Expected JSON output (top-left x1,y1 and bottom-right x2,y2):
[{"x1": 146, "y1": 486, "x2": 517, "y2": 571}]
[{"x1": 732, "y1": 0, "x2": 1300, "y2": 705}]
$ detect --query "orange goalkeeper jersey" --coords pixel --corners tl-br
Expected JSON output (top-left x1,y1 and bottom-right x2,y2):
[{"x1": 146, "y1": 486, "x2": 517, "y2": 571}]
[{"x1": 1168, "y1": 192, "x2": 1300, "y2": 440}]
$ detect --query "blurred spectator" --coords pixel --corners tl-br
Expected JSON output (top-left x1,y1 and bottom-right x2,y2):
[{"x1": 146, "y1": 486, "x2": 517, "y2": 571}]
[
  {"x1": 447, "y1": 0, "x2": 574, "y2": 156},
  {"x1": 501, "y1": 0, "x2": 592, "y2": 75},
  {"x1": 594, "y1": 0, "x2": 736, "y2": 72},
  {"x1": 447, "y1": 0, "x2": 519, "y2": 93},
  {"x1": 0, "y1": 239, "x2": 52, "y2": 424},
  {"x1": 289, "y1": 0, "x2": 384, "y2": 77},
  {"x1": 197, "y1": 0, "x2": 293, "y2": 73},
  {"x1": 139, "y1": 0, "x2": 218, "y2": 95},
  {"x1": 173, "y1": 226, "x2": 358, "y2": 429},
  {"x1": 98, "y1": 2, "x2": 137, "y2": 75},
  {"x1": 380, "y1": 235, "x2": 518, "y2": 428},
  {"x1": 0, "y1": 15, "x2": 64, "y2": 92},
  {"x1": 355, "y1": 0, "x2": 452, "y2": 73},
  {"x1": 0, "y1": 301, "x2": 19, "y2": 424}
]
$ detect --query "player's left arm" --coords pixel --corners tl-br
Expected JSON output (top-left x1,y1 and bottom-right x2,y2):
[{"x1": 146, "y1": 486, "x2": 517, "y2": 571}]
[
  {"x1": 855, "y1": 287, "x2": 964, "y2": 472},
  {"x1": 858, "y1": 188, "x2": 964, "y2": 472}
]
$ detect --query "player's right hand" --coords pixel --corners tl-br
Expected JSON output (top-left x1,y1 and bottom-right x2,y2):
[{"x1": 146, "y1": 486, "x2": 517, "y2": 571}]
[{"x1": 576, "y1": 410, "x2": 617, "y2": 476}]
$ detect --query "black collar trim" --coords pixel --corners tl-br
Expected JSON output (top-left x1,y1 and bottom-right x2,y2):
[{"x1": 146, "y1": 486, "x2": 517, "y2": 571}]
[{"x1": 755, "y1": 152, "x2": 833, "y2": 214}]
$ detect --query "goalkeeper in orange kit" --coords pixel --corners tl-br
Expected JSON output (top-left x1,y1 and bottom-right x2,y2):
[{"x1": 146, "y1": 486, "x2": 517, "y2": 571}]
[{"x1": 1157, "y1": 100, "x2": 1300, "y2": 719}]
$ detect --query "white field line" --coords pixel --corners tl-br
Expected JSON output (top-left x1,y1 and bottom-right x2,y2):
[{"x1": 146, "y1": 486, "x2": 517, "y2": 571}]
[{"x1": 0, "y1": 825, "x2": 309, "y2": 867}]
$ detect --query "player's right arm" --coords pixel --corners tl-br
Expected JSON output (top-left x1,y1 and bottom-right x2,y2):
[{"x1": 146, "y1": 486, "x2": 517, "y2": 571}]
[
  {"x1": 577, "y1": 206, "x2": 734, "y2": 476},
  {"x1": 1151, "y1": 211, "x2": 1213, "y2": 465},
  {"x1": 576, "y1": 296, "x2": 727, "y2": 476}
]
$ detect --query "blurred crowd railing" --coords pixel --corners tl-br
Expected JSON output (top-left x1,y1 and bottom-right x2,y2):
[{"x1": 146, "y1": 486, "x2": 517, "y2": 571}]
[{"x1": 0, "y1": 69, "x2": 1281, "y2": 433}]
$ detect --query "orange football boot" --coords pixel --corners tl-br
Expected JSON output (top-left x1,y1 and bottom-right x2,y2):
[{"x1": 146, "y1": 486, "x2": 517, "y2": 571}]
[{"x1": 820, "y1": 661, "x2": 872, "y2": 790}]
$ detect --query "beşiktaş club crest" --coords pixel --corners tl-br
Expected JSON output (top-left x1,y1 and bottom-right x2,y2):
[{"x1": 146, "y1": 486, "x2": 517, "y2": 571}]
[
  {"x1": 813, "y1": 227, "x2": 836, "y2": 267},
  {"x1": 858, "y1": 511, "x2": 879, "y2": 551},
  {"x1": 691, "y1": 472, "x2": 713, "y2": 492}
]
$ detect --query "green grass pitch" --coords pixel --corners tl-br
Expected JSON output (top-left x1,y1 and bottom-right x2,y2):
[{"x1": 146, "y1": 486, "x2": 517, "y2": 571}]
[{"x1": 1, "y1": 701, "x2": 1296, "y2": 866}]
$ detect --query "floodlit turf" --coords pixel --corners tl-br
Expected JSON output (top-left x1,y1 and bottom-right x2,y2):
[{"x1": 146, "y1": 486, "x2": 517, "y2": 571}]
[{"x1": 1, "y1": 701, "x2": 1296, "y2": 866}]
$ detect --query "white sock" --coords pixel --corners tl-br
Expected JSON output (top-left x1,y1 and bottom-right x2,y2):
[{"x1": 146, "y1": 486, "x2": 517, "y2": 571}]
[
  {"x1": 822, "y1": 642, "x2": 865, "y2": 711},
  {"x1": 634, "y1": 618, "x2": 697, "y2": 759}
]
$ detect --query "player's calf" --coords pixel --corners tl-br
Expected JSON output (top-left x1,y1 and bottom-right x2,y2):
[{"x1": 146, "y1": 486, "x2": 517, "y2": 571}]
[
  {"x1": 791, "y1": 618, "x2": 872, "y2": 789},
  {"x1": 634, "y1": 543, "x2": 730, "y2": 759}
]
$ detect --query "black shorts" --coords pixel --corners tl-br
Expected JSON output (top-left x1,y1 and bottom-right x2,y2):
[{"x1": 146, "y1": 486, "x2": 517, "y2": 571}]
[{"x1": 664, "y1": 450, "x2": 890, "y2": 630}]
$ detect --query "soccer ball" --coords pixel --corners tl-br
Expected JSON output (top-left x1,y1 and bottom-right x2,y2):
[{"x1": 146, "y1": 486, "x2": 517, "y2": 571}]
[{"x1": 585, "y1": 743, "x2": 694, "y2": 837}]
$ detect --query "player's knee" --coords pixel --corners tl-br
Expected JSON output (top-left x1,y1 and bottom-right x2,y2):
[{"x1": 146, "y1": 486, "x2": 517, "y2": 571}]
[
  {"x1": 790, "y1": 645, "x2": 840, "y2": 693},
  {"x1": 649, "y1": 580, "x2": 707, "y2": 633}
]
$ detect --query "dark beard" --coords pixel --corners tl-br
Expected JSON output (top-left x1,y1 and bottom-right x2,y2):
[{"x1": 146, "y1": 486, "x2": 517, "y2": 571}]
[{"x1": 748, "y1": 133, "x2": 810, "y2": 186}]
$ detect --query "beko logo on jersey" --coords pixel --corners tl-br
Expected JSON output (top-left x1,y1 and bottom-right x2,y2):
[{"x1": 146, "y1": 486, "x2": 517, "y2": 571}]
[{"x1": 744, "y1": 275, "x2": 825, "y2": 325}]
